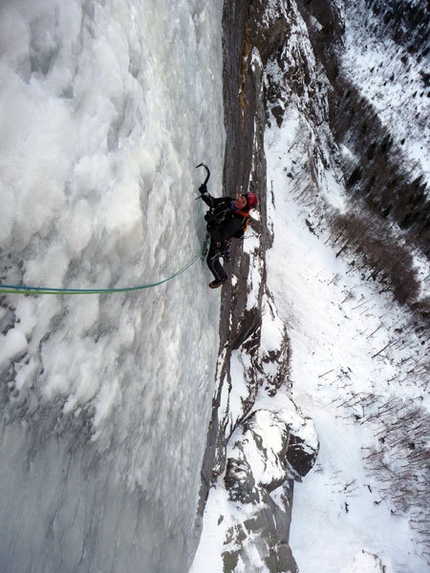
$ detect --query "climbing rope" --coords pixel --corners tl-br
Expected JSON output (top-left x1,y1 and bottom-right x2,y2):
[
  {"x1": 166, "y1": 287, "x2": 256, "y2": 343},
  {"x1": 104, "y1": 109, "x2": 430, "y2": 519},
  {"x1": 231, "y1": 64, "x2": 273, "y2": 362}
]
[{"x1": 0, "y1": 237, "x2": 209, "y2": 296}]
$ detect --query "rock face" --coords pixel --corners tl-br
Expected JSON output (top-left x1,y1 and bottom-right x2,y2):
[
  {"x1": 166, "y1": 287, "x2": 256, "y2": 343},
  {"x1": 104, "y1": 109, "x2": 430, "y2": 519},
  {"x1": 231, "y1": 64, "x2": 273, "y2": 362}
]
[
  {"x1": 217, "y1": 409, "x2": 318, "y2": 573},
  {"x1": 195, "y1": 1, "x2": 322, "y2": 571},
  {"x1": 225, "y1": 410, "x2": 318, "y2": 501},
  {"x1": 196, "y1": 0, "x2": 430, "y2": 570}
]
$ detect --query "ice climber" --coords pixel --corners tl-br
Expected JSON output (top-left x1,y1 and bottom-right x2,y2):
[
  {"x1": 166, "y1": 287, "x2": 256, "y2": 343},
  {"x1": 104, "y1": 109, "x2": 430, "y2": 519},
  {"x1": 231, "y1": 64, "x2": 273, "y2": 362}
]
[{"x1": 198, "y1": 177, "x2": 258, "y2": 289}]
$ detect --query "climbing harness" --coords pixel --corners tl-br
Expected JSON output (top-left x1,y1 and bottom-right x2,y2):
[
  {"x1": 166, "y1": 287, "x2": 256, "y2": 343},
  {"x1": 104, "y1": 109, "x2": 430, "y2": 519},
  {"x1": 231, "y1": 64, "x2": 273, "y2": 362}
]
[{"x1": 0, "y1": 237, "x2": 209, "y2": 296}]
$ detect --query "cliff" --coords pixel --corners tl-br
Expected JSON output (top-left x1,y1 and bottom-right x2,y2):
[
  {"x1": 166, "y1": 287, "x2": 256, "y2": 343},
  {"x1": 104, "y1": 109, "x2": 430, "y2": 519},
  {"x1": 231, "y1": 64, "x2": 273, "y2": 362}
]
[{"x1": 194, "y1": 0, "x2": 430, "y2": 571}]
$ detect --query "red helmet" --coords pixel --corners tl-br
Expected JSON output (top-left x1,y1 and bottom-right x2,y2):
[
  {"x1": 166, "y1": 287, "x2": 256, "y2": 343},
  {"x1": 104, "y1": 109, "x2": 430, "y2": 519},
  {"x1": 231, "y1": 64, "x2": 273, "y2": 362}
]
[{"x1": 246, "y1": 192, "x2": 258, "y2": 209}]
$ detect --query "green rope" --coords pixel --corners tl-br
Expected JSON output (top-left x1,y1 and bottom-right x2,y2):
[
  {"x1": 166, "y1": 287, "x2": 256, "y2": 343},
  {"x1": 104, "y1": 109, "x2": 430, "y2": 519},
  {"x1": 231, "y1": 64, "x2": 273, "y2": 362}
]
[{"x1": 0, "y1": 237, "x2": 209, "y2": 296}]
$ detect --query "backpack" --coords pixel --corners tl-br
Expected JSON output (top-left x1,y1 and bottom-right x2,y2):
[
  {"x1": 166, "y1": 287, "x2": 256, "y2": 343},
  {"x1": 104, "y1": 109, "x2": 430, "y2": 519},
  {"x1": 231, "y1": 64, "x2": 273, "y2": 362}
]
[
  {"x1": 204, "y1": 201, "x2": 231, "y2": 230},
  {"x1": 205, "y1": 200, "x2": 249, "y2": 238}
]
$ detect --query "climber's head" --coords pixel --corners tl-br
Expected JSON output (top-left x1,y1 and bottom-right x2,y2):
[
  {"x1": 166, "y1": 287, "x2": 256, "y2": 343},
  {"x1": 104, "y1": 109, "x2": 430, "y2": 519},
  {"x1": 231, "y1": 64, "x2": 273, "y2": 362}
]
[
  {"x1": 233, "y1": 192, "x2": 258, "y2": 212},
  {"x1": 245, "y1": 192, "x2": 258, "y2": 210}
]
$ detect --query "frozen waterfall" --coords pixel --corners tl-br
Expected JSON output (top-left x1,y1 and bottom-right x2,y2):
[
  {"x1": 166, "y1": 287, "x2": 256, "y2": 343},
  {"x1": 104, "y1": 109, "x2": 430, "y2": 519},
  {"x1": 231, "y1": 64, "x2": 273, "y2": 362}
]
[{"x1": 0, "y1": 0, "x2": 224, "y2": 571}]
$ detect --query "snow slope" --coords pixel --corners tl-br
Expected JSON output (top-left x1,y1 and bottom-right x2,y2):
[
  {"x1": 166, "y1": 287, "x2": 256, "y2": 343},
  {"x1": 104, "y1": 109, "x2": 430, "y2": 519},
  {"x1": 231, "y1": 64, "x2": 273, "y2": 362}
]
[
  {"x1": 192, "y1": 105, "x2": 429, "y2": 573},
  {"x1": 342, "y1": 0, "x2": 430, "y2": 183},
  {"x1": 266, "y1": 114, "x2": 429, "y2": 573},
  {"x1": 264, "y1": 2, "x2": 430, "y2": 568},
  {"x1": 192, "y1": 0, "x2": 429, "y2": 571}
]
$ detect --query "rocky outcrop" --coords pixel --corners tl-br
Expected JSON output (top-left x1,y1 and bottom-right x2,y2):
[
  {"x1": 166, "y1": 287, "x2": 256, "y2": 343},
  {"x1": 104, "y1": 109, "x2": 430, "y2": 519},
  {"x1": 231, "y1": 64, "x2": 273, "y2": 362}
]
[
  {"x1": 211, "y1": 408, "x2": 318, "y2": 573},
  {"x1": 196, "y1": 0, "x2": 430, "y2": 570},
  {"x1": 225, "y1": 410, "x2": 318, "y2": 501},
  {"x1": 196, "y1": 1, "x2": 320, "y2": 571}
]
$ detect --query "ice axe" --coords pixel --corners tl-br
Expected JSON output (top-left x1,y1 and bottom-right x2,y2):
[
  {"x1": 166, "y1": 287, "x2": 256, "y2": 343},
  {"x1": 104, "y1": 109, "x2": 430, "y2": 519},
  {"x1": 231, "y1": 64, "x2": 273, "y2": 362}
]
[{"x1": 195, "y1": 163, "x2": 211, "y2": 199}]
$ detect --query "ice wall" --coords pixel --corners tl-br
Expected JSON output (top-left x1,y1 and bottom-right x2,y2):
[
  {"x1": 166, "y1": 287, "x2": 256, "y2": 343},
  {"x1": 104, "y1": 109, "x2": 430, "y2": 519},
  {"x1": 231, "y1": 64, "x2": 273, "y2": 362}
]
[{"x1": 0, "y1": 1, "x2": 224, "y2": 571}]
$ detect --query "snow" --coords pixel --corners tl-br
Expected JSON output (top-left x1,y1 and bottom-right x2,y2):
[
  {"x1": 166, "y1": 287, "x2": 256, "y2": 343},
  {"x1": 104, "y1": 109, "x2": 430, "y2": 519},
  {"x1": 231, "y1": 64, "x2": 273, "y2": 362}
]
[
  {"x1": 193, "y1": 0, "x2": 429, "y2": 564},
  {"x1": 265, "y1": 113, "x2": 429, "y2": 572},
  {"x1": 228, "y1": 409, "x2": 288, "y2": 487},
  {"x1": 0, "y1": 0, "x2": 224, "y2": 571},
  {"x1": 194, "y1": 112, "x2": 428, "y2": 567},
  {"x1": 341, "y1": 0, "x2": 430, "y2": 185},
  {"x1": 1, "y1": 0, "x2": 429, "y2": 571},
  {"x1": 0, "y1": 328, "x2": 28, "y2": 365}
]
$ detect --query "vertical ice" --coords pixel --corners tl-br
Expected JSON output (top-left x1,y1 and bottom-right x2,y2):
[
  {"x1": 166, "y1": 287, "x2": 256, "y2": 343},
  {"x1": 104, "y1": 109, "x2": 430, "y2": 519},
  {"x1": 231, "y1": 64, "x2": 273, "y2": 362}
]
[{"x1": 0, "y1": 0, "x2": 224, "y2": 571}]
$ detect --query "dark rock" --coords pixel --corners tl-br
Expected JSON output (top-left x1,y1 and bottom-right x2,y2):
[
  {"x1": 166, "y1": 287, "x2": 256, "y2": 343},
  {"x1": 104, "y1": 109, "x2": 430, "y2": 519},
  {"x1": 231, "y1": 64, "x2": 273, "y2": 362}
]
[
  {"x1": 287, "y1": 432, "x2": 319, "y2": 480},
  {"x1": 196, "y1": 1, "x2": 320, "y2": 571},
  {"x1": 224, "y1": 457, "x2": 258, "y2": 503}
]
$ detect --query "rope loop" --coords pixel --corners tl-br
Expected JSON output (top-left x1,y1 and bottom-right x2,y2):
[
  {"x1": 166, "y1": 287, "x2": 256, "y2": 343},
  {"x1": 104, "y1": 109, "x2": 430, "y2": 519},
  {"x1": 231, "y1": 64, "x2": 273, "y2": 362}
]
[{"x1": 0, "y1": 237, "x2": 209, "y2": 296}]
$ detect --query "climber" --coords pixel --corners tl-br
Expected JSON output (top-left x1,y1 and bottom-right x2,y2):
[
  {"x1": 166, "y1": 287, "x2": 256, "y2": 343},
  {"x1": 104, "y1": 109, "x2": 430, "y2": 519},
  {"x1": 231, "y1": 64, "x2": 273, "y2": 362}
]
[{"x1": 198, "y1": 181, "x2": 258, "y2": 289}]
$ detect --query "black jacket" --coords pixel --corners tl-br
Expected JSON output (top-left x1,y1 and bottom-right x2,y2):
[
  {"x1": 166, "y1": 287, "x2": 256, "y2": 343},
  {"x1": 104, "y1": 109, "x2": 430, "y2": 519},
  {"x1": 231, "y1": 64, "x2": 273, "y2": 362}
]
[{"x1": 201, "y1": 193, "x2": 247, "y2": 243}]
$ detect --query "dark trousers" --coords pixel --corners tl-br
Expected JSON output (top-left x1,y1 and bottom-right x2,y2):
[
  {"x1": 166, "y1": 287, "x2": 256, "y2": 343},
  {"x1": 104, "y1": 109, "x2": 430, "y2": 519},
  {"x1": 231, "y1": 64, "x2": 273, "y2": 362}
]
[{"x1": 207, "y1": 240, "x2": 227, "y2": 282}]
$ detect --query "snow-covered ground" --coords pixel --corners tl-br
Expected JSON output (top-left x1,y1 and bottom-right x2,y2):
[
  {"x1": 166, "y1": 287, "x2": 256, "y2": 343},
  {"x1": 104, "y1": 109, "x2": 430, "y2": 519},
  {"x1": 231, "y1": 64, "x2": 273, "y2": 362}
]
[
  {"x1": 0, "y1": 1, "x2": 224, "y2": 571},
  {"x1": 192, "y1": 1, "x2": 429, "y2": 571},
  {"x1": 192, "y1": 106, "x2": 429, "y2": 573},
  {"x1": 341, "y1": 0, "x2": 430, "y2": 182},
  {"x1": 265, "y1": 109, "x2": 429, "y2": 573}
]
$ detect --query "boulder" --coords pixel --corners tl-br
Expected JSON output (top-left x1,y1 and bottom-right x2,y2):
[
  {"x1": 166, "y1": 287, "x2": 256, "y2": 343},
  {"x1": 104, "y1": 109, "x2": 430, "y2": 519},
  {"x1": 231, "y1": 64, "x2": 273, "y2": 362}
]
[{"x1": 225, "y1": 409, "x2": 319, "y2": 500}]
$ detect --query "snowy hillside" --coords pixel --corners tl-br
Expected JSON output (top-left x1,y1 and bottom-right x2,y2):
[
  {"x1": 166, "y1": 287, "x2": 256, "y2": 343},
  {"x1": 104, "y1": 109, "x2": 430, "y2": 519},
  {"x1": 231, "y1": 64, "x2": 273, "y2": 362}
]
[
  {"x1": 284, "y1": 2, "x2": 430, "y2": 571},
  {"x1": 266, "y1": 115, "x2": 429, "y2": 573},
  {"x1": 193, "y1": 0, "x2": 430, "y2": 572}
]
